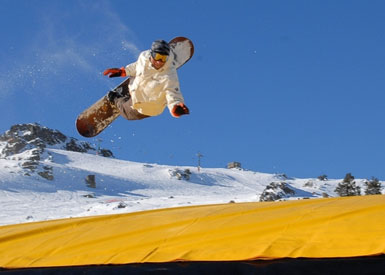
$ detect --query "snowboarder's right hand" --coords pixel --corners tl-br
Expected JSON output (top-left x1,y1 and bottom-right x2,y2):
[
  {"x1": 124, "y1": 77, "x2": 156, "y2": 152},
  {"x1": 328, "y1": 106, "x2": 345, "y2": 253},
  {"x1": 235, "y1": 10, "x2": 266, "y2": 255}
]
[{"x1": 103, "y1": 67, "x2": 127, "y2": 78}]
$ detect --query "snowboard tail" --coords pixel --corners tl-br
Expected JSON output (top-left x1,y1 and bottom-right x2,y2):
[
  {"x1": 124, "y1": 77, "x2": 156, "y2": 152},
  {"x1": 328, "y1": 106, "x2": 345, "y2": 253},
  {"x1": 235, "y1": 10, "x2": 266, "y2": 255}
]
[
  {"x1": 76, "y1": 78, "x2": 130, "y2": 137},
  {"x1": 76, "y1": 37, "x2": 194, "y2": 138}
]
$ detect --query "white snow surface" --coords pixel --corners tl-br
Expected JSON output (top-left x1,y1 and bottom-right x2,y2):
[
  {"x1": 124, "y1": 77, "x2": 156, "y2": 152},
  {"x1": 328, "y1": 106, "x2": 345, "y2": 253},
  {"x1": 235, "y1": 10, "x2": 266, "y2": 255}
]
[{"x1": 0, "y1": 148, "x2": 380, "y2": 226}]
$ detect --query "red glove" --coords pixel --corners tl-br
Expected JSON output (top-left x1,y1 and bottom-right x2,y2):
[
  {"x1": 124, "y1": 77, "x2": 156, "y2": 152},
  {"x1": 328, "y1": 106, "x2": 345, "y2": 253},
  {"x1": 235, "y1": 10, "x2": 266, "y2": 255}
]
[
  {"x1": 103, "y1": 67, "x2": 127, "y2": 78},
  {"x1": 171, "y1": 103, "x2": 190, "y2": 118}
]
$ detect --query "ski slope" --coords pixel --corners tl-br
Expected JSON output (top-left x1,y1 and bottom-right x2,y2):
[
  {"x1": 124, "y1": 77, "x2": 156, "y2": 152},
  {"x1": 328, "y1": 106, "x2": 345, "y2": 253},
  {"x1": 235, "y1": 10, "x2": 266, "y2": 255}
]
[{"x1": 1, "y1": 147, "x2": 376, "y2": 226}]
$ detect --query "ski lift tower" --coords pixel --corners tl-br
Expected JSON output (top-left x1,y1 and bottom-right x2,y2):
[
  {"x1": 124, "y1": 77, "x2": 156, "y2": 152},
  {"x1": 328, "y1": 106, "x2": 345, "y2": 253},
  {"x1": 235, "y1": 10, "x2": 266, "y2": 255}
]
[
  {"x1": 96, "y1": 138, "x2": 103, "y2": 155},
  {"x1": 196, "y1": 152, "x2": 203, "y2": 172}
]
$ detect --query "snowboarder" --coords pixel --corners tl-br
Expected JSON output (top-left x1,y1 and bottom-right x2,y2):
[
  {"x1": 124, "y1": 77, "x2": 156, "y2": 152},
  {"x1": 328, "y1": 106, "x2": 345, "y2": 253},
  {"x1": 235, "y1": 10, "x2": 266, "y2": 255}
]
[{"x1": 103, "y1": 40, "x2": 190, "y2": 120}]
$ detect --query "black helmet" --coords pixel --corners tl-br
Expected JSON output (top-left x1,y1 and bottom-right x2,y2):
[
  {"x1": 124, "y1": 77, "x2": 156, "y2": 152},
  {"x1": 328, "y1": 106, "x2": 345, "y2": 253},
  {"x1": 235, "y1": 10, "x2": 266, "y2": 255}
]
[{"x1": 151, "y1": 40, "x2": 170, "y2": 56}]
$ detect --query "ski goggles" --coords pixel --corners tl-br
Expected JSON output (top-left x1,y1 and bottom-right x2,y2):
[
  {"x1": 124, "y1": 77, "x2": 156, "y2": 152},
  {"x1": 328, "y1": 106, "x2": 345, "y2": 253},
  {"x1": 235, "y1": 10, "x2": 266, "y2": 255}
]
[{"x1": 151, "y1": 52, "x2": 168, "y2": 62}]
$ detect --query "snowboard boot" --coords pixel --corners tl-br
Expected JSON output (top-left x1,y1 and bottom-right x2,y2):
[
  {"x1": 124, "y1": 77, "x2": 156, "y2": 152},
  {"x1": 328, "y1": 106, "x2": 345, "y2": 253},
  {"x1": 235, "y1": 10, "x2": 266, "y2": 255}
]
[{"x1": 107, "y1": 86, "x2": 130, "y2": 104}]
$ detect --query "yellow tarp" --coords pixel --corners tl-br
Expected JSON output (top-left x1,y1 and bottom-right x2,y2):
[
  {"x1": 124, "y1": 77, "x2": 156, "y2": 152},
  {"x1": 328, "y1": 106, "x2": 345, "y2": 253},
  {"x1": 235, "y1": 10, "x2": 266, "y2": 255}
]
[{"x1": 1, "y1": 195, "x2": 385, "y2": 268}]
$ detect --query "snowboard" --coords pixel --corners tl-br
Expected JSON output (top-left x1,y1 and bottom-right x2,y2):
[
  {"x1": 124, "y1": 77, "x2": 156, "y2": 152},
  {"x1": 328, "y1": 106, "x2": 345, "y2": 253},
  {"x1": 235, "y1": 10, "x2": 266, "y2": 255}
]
[{"x1": 76, "y1": 37, "x2": 194, "y2": 138}]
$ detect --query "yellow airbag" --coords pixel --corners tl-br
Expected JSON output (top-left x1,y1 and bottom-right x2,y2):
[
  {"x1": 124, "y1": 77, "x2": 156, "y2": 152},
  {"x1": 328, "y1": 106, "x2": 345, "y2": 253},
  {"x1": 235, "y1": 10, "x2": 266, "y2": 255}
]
[{"x1": 1, "y1": 195, "x2": 385, "y2": 268}]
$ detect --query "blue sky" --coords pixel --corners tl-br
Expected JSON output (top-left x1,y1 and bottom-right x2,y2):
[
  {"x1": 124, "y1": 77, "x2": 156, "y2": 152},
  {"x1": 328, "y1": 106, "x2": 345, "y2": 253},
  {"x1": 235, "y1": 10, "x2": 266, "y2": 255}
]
[{"x1": 1, "y1": 0, "x2": 385, "y2": 179}]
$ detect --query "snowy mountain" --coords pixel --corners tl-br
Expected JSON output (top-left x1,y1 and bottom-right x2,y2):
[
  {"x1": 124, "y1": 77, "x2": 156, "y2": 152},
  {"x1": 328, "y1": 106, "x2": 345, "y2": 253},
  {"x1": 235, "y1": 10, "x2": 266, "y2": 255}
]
[
  {"x1": 0, "y1": 123, "x2": 383, "y2": 226},
  {"x1": 0, "y1": 123, "x2": 113, "y2": 181}
]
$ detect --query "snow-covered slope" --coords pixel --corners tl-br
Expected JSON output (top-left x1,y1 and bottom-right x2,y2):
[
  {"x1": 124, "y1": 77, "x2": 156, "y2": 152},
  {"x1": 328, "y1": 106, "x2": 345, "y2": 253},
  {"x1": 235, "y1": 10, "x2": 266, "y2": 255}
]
[{"x1": 0, "y1": 124, "x2": 382, "y2": 226}]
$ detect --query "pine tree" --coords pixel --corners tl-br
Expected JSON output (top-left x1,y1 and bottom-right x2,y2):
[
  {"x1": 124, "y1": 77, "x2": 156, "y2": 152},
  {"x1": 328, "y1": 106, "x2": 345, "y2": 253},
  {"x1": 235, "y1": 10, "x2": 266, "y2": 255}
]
[
  {"x1": 334, "y1": 173, "x2": 361, "y2": 197},
  {"x1": 364, "y1": 177, "x2": 382, "y2": 195}
]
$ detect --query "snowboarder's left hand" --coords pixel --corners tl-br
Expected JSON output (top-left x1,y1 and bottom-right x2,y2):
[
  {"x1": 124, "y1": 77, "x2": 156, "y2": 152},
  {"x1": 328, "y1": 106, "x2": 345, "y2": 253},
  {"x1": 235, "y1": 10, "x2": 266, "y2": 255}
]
[
  {"x1": 171, "y1": 103, "x2": 190, "y2": 118},
  {"x1": 103, "y1": 67, "x2": 127, "y2": 78}
]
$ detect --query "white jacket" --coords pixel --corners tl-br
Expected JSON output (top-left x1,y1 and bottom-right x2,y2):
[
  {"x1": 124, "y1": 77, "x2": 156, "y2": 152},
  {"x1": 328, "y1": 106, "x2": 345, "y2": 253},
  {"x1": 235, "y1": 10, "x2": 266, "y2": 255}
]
[{"x1": 124, "y1": 50, "x2": 184, "y2": 116}]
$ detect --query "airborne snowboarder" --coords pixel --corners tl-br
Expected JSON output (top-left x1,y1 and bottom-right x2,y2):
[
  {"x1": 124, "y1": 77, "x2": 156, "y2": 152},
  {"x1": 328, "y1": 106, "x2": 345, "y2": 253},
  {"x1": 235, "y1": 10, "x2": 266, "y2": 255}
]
[
  {"x1": 76, "y1": 37, "x2": 194, "y2": 138},
  {"x1": 103, "y1": 40, "x2": 190, "y2": 120}
]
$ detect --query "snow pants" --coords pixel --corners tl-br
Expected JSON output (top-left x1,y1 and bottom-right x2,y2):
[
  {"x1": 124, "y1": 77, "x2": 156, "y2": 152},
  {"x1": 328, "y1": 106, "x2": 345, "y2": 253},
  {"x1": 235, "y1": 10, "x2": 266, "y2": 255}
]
[{"x1": 115, "y1": 97, "x2": 150, "y2": 121}]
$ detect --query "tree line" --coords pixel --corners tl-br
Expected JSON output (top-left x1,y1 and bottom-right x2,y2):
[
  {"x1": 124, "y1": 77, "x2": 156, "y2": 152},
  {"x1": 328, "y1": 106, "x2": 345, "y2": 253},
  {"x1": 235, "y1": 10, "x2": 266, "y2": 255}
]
[{"x1": 333, "y1": 173, "x2": 382, "y2": 197}]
